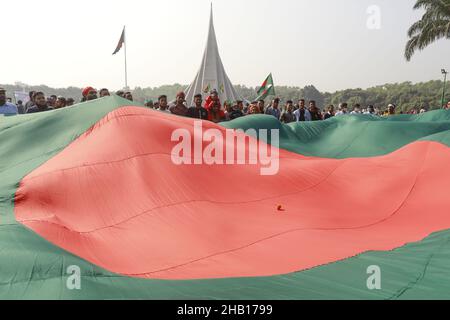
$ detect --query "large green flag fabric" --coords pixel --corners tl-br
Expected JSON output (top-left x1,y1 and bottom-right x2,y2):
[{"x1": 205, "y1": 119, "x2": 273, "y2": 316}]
[{"x1": 1, "y1": 96, "x2": 450, "y2": 299}]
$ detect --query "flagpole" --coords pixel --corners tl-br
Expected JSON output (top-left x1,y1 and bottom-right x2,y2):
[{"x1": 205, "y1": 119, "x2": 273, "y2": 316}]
[{"x1": 124, "y1": 26, "x2": 128, "y2": 89}]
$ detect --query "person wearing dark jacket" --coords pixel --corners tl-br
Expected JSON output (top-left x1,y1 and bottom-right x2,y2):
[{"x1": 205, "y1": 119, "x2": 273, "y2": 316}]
[{"x1": 26, "y1": 92, "x2": 52, "y2": 113}]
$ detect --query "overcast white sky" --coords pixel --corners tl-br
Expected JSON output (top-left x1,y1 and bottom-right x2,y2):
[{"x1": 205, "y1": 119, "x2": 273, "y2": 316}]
[{"x1": 3, "y1": 0, "x2": 449, "y2": 92}]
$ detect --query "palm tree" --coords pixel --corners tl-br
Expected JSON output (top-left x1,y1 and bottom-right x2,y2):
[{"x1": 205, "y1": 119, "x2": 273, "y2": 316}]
[{"x1": 405, "y1": 0, "x2": 450, "y2": 61}]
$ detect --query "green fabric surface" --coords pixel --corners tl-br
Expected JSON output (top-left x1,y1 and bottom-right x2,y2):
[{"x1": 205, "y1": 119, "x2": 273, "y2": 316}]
[{"x1": 1, "y1": 97, "x2": 450, "y2": 300}]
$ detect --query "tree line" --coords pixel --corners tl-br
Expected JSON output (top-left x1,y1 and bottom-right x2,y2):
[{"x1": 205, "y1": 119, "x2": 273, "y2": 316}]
[{"x1": 1, "y1": 80, "x2": 447, "y2": 113}]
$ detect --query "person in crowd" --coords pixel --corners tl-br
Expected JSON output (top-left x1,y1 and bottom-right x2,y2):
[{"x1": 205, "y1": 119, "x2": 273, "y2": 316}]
[
  {"x1": 54, "y1": 96, "x2": 66, "y2": 109},
  {"x1": 247, "y1": 101, "x2": 258, "y2": 115},
  {"x1": 47, "y1": 95, "x2": 57, "y2": 108},
  {"x1": 208, "y1": 101, "x2": 226, "y2": 123},
  {"x1": 66, "y1": 98, "x2": 75, "y2": 107},
  {"x1": 247, "y1": 104, "x2": 259, "y2": 115},
  {"x1": 420, "y1": 107, "x2": 427, "y2": 114},
  {"x1": 384, "y1": 103, "x2": 396, "y2": 116},
  {"x1": 446, "y1": 101, "x2": 450, "y2": 110},
  {"x1": 169, "y1": 92, "x2": 188, "y2": 116},
  {"x1": 224, "y1": 101, "x2": 233, "y2": 115},
  {"x1": 350, "y1": 104, "x2": 362, "y2": 114},
  {"x1": 243, "y1": 102, "x2": 250, "y2": 114},
  {"x1": 205, "y1": 89, "x2": 221, "y2": 111},
  {"x1": 145, "y1": 100, "x2": 154, "y2": 109},
  {"x1": 365, "y1": 105, "x2": 376, "y2": 115},
  {"x1": 82, "y1": 87, "x2": 98, "y2": 101},
  {"x1": 24, "y1": 91, "x2": 35, "y2": 111},
  {"x1": 227, "y1": 100, "x2": 245, "y2": 121},
  {"x1": 116, "y1": 90, "x2": 125, "y2": 97},
  {"x1": 294, "y1": 99, "x2": 311, "y2": 122},
  {"x1": 280, "y1": 100, "x2": 296, "y2": 123},
  {"x1": 0, "y1": 88, "x2": 18, "y2": 116},
  {"x1": 324, "y1": 105, "x2": 335, "y2": 120},
  {"x1": 257, "y1": 99, "x2": 265, "y2": 114},
  {"x1": 157, "y1": 95, "x2": 170, "y2": 112},
  {"x1": 187, "y1": 94, "x2": 208, "y2": 120},
  {"x1": 265, "y1": 98, "x2": 281, "y2": 120},
  {"x1": 26, "y1": 92, "x2": 51, "y2": 113},
  {"x1": 335, "y1": 103, "x2": 348, "y2": 116},
  {"x1": 309, "y1": 100, "x2": 322, "y2": 121},
  {"x1": 16, "y1": 100, "x2": 25, "y2": 114},
  {"x1": 124, "y1": 91, "x2": 133, "y2": 101},
  {"x1": 99, "y1": 88, "x2": 110, "y2": 97}
]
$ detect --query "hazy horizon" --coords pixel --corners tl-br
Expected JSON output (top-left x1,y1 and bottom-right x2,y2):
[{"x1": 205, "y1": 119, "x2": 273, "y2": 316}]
[{"x1": 3, "y1": 0, "x2": 450, "y2": 92}]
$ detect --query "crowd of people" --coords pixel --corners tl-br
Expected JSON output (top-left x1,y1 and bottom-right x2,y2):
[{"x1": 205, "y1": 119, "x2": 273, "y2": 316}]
[{"x1": 1, "y1": 86, "x2": 450, "y2": 123}]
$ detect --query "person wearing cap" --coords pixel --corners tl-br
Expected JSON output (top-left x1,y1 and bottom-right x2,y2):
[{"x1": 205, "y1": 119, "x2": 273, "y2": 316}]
[
  {"x1": 82, "y1": 87, "x2": 98, "y2": 101},
  {"x1": 0, "y1": 88, "x2": 18, "y2": 116},
  {"x1": 169, "y1": 92, "x2": 188, "y2": 117},
  {"x1": 385, "y1": 104, "x2": 396, "y2": 116},
  {"x1": 27, "y1": 92, "x2": 52, "y2": 114}
]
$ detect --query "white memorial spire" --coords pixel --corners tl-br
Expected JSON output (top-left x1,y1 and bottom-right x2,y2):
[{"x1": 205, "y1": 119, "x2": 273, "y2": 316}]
[{"x1": 185, "y1": 4, "x2": 240, "y2": 106}]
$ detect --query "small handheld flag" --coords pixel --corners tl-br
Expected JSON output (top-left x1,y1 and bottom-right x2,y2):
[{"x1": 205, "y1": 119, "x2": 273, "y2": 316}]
[{"x1": 256, "y1": 73, "x2": 275, "y2": 100}]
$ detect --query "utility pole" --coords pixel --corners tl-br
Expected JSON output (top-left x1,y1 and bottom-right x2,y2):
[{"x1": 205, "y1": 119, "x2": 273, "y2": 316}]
[{"x1": 442, "y1": 69, "x2": 448, "y2": 108}]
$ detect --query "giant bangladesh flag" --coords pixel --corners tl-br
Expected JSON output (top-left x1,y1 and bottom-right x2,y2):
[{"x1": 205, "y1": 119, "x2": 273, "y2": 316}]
[{"x1": 1, "y1": 96, "x2": 450, "y2": 299}]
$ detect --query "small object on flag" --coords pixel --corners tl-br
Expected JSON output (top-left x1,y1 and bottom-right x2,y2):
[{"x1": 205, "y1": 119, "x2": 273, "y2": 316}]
[
  {"x1": 112, "y1": 27, "x2": 125, "y2": 55},
  {"x1": 203, "y1": 84, "x2": 211, "y2": 94}
]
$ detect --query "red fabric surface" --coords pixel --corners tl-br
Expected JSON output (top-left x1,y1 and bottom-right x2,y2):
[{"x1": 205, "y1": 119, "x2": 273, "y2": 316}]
[{"x1": 15, "y1": 107, "x2": 450, "y2": 280}]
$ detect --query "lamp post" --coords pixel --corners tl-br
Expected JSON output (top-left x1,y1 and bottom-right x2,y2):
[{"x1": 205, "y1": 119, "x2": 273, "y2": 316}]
[{"x1": 442, "y1": 69, "x2": 448, "y2": 108}]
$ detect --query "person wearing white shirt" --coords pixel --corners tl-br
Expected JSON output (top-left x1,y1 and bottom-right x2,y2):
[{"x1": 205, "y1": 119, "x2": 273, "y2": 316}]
[
  {"x1": 335, "y1": 103, "x2": 349, "y2": 116},
  {"x1": 350, "y1": 104, "x2": 362, "y2": 115},
  {"x1": 293, "y1": 99, "x2": 311, "y2": 122}
]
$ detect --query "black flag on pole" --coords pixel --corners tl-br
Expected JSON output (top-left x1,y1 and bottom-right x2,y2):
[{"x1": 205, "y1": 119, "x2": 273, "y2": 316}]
[{"x1": 112, "y1": 27, "x2": 125, "y2": 55}]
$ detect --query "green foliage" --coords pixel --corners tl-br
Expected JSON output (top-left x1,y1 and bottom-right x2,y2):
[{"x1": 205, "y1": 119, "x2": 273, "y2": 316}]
[{"x1": 405, "y1": 0, "x2": 450, "y2": 61}]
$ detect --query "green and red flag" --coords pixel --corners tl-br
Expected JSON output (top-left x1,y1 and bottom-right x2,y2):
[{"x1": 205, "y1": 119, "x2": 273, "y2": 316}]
[
  {"x1": 256, "y1": 73, "x2": 275, "y2": 100},
  {"x1": 1, "y1": 96, "x2": 450, "y2": 299},
  {"x1": 112, "y1": 26, "x2": 125, "y2": 55}
]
